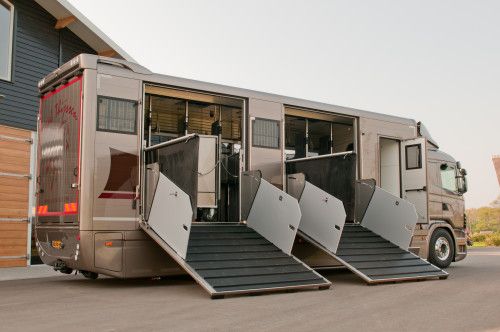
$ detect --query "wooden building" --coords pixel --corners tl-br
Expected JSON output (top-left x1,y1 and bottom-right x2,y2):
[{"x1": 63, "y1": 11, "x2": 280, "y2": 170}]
[{"x1": 0, "y1": 0, "x2": 134, "y2": 267}]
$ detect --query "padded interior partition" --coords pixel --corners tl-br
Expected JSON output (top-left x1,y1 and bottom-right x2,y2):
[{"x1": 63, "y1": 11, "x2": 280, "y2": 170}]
[
  {"x1": 147, "y1": 136, "x2": 200, "y2": 214},
  {"x1": 286, "y1": 153, "x2": 356, "y2": 221},
  {"x1": 240, "y1": 171, "x2": 262, "y2": 221},
  {"x1": 354, "y1": 179, "x2": 376, "y2": 223}
]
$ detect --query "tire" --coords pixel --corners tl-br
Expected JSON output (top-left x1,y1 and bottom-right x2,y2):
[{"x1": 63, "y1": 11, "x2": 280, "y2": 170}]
[
  {"x1": 59, "y1": 267, "x2": 73, "y2": 275},
  {"x1": 429, "y1": 228, "x2": 454, "y2": 268},
  {"x1": 80, "y1": 271, "x2": 99, "y2": 279}
]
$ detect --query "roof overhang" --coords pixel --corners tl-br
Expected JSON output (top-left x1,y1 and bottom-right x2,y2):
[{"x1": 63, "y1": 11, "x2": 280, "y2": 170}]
[{"x1": 34, "y1": 0, "x2": 136, "y2": 63}]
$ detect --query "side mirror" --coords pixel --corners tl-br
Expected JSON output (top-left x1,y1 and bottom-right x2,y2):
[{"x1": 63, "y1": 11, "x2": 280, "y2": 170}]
[
  {"x1": 460, "y1": 168, "x2": 467, "y2": 176},
  {"x1": 457, "y1": 174, "x2": 468, "y2": 195}
]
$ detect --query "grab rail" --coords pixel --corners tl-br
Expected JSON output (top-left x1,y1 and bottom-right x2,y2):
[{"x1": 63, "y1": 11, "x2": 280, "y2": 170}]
[
  {"x1": 144, "y1": 134, "x2": 197, "y2": 152},
  {"x1": 285, "y1": 150, "x2": 355, "y2": 163}
]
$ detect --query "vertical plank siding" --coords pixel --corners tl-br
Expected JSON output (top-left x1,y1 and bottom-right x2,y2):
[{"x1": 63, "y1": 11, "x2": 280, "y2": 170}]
[
  {"x1": 0, "y1": 125, "x2": 31, "y2": 267},
  {"x1": 0, "y1": 1, "x2": 97, "y2": 267},
  {"x1": 0, "y1": 0, "x2": 96, "y2": 131}
]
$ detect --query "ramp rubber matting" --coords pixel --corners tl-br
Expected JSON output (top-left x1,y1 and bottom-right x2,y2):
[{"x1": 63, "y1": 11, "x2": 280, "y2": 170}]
[
  {"x1": 185, "y1": 224, "x2": 330, "y2": 297},
  {"x1": 301, "y1": 224, "x2": 448, "y2": 283}
]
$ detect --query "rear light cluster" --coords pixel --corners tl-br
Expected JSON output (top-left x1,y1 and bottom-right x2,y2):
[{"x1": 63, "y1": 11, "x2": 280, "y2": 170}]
[
  {"x1": 64, "y1": 202, "x2": 78, "y2": 213},
  {"x1": 37, "y1": 205, "x2": 48, "y2": 214},
  {"x1": 36, "y1": 202, "x2": 78, "y2": 216}
]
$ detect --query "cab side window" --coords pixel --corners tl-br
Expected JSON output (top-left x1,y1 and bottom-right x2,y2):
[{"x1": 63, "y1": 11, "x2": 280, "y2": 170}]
[{"x1": 440, "y1": 164, "x2": 457, "y2": 192}]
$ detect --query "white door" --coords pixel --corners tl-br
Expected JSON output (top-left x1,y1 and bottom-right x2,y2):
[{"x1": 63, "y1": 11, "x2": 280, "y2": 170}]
[{"x1": 401, "y1": 137, "x2": 428, "y2": 223}]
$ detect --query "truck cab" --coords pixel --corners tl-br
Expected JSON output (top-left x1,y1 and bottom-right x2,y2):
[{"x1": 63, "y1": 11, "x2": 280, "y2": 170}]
[{"x1": 412, "y1": 146, "x2": 468, "y2": 268}]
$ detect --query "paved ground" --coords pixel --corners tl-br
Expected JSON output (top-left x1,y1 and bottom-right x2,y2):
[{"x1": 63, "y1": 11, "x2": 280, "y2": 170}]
[
  {"x1": 0, "y1": 247, "x2": 499, "y2": 332},
  {"x1": 0, "y1": 264, "x2": 58, "y2": 281}
]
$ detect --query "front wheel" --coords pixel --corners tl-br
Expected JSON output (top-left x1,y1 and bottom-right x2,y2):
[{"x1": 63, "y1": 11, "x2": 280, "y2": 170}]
[{"x1": 429, "y1": 229, "x2": 454, "y2": 268}]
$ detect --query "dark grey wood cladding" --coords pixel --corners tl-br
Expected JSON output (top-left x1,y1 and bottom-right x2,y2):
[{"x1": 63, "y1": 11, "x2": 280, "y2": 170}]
[{"x1": 0, "y1": 0, "x2": 96, "y2": 131}]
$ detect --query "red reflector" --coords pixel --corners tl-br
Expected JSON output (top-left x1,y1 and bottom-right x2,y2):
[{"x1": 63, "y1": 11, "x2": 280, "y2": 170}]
[
  {"x1": 104, "y1": 241, "x2": 113, "y2": 247},
  {"x1": 76, "y1": 234, "x2": 80, "y2": 241}
]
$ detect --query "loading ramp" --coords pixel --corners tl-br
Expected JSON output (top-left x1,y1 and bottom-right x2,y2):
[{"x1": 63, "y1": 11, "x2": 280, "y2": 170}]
[
  {"x1": 141, "y1": 161, "x2": 330, "y2": 298},
  {"x1": 288, "y1": 175, "x2": 448, "y2": 284},
  {"x1": 305, "y1": 224, "x2": 447, "y2": 283},
  {"x1": 186, "y1": 224, "x2": 329, "y2": 295}
]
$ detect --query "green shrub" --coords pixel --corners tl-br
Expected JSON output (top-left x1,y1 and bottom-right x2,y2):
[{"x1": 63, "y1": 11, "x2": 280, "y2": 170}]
[
  {"x1": 485, "y1": 233, "x2": 500, "y2": 246},
  {"x1": 471, "y1": 233, "x2": 486, "y2": 243}
]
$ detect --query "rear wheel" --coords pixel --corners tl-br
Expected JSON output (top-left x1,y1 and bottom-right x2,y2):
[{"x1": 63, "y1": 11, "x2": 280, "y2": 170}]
[
  {"x1": 429, "y1": 228, "x2": 454, "y2": 268},
  {"x1": 80, "y1": 271, "x2": 98, "y2": 279}
]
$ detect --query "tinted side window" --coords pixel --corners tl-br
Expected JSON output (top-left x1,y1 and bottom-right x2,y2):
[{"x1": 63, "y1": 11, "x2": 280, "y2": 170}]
[
  {"x1": 406, "y1": 144, "x2": 422, "y2": 169},
  {"x1": 440, "y1": 164, "x2": 457, "y2": 192}
]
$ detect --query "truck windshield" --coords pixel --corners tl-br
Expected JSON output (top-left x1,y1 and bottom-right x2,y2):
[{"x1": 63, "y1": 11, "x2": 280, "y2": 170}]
[{"x1": 37, "y1": 76, "x2": 82, "y2": 224}]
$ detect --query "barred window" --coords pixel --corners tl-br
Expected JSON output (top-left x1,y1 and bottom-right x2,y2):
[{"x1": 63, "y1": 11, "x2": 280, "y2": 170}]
[
  {"x1": 97, "y1": 96, "x2": 137, "y2": 134},
  {"x1": 252, "y1": 118, "x2": 280, "y2": 149}
]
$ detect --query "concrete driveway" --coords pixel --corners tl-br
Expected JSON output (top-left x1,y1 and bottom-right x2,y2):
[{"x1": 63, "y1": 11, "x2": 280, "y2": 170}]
[{"x1": 0, "y1": 247, "x2": 499, "y2": 332}]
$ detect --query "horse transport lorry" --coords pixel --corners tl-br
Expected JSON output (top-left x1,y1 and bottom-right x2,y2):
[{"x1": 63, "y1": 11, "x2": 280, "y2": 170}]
[{"x1": 34, "y1": 54, "x2": 467, "y2": 298}]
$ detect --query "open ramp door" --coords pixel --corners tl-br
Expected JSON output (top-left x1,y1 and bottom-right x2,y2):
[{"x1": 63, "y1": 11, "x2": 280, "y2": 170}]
[
  {"x1": 287, "y1": 172, "x2": 447, "y2": 284},
  {"x1": 140, "y1": 136, "x2": 329, "y2": 297},
  {"x1": 287, "y1": 173, "x2": 346, "y2": 253},
  {"x1": 142, "y1": 172, "x2": 329, "y2": 298},
  {"x1": 336, "y1": 181, "x2": 447, "y2": 283}
]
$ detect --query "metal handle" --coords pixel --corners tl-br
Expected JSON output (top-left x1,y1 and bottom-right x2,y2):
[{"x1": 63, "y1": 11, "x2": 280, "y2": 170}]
[{"x1": 405, "y1": 186, "x2": 426, "y2": 192}]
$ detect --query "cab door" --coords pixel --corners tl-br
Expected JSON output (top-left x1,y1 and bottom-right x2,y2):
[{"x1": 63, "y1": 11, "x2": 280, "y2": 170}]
[{"x1": 401, "y1": 137, "x2": 428, "y2": 224}]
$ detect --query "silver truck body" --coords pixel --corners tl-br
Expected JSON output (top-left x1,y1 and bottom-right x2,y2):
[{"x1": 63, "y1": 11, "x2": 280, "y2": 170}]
[{"x1": 34, "y1": 54, "x2": 466, "y2": 296}]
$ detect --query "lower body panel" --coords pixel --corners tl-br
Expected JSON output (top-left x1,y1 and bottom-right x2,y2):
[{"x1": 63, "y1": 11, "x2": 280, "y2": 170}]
[{"x1": 36, "y1": 227, "x2": 182, "y2": 278}]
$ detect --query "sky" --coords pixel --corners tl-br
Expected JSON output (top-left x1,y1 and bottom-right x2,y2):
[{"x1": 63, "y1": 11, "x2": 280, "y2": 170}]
[{"x1": 68, "y1": 0, "x2": 500, "y2": 208}]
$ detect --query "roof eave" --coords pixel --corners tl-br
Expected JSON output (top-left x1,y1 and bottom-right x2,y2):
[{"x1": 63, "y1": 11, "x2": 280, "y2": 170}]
[{"x1": 34, "y1": 0, "x2": 136, "y2": 63}]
